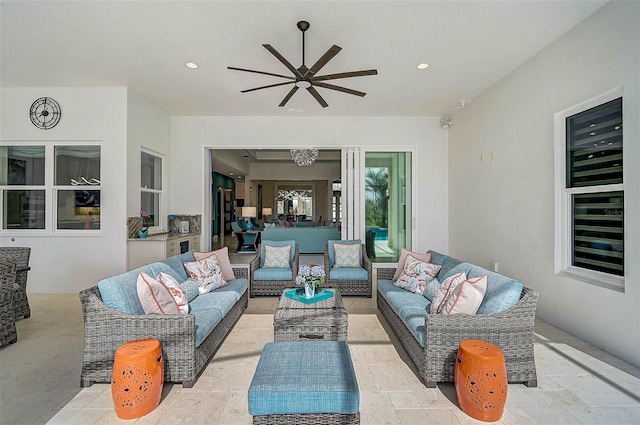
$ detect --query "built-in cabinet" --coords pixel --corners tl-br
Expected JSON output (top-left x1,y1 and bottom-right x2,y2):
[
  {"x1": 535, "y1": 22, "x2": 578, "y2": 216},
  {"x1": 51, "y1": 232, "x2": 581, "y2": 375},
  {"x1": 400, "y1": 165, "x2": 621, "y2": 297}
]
[{"x1": 127, "y1": 234, "x2": 200, "y2": 270}]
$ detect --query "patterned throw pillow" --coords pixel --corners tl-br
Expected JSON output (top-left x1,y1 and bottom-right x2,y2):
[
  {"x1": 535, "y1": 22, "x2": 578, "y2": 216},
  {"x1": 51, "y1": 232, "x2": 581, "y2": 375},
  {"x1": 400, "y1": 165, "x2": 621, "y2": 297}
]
[
  {"x1": 263, "y1": 245, "x2": 291, "y2": 268},
  {"x1": 193, "y1": 247, "x2": 236, "y2": 281},
  {"x1": 157, "y1": 272, "x2": 189, "y2": 314},
  {"x1": 393, "y1": 249, "x2": 433, "y2": 281},
  {"x1": 430, "y1": 271, "x2": 467, "y2": 314},
  {"x1": 334, "y1": 244, "x2": 361, "y2": 268},
  {"x1": 440, "y1": 274, "x2": 488, "y2": 315},
  {"x1": 183, "y1": 256, "x2": 228, "y2": 294},
  {"x1": 393, "y1": 255, "x2": 442, "y2": 294},
  {"x1": 136, "y1": 272, "x2": 179, "y2": 315}
]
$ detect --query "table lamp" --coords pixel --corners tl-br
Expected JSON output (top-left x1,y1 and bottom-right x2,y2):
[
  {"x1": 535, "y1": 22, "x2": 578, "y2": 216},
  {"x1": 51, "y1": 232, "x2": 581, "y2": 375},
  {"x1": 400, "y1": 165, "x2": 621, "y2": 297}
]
[
  {"x1": 262, "y1": 207, "x2": 272, "y2": 223},
  {"x1": 242, "y1": 207, "x2": 257, "y2": 230}
]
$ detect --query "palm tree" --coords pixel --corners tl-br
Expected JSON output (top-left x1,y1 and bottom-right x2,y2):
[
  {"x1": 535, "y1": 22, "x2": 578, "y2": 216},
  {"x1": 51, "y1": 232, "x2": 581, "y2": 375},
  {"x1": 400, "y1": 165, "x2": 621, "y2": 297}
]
[{"x1": 365, "y1": 168, "x2": 388, "y2": 227}]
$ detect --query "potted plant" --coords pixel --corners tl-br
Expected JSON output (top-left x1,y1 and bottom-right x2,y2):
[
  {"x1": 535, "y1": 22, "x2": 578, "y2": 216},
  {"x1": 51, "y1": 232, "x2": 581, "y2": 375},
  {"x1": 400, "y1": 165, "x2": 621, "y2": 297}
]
[
  {"x1": 138, "y1": 210, "x2": 150, "y2": 238},
  {"x1": 295, "y1": 264, "x2": 325, "y2": 298}
]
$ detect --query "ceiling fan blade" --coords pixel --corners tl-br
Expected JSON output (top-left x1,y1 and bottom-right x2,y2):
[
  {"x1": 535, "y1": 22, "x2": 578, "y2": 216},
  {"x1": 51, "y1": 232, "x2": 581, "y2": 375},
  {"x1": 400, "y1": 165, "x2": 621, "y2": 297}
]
[
  {"x1": 278, "y1": 86, "x2": 299, "y2": 107},
  {"x1": 227, "y1": 66, "x2": 295, "y2": 80},
  {"x1": 241, "y1": 81, "x2": 295, "y2": 93},
  {"x1": 306, "y1": 45, "x2": 342, "y2": 77},
  {"x1": 313, "y1": 82, "x2": 366, "y2": 97},
  {"x1": 312, "y1": 69, "x2": 378, "y2": 82},
  {"x1": 306, "y1": 86, "x2": 329, "y2": 108},
  {"x1": 263, "y1": 44, "x2": 304, "y2": 78}
]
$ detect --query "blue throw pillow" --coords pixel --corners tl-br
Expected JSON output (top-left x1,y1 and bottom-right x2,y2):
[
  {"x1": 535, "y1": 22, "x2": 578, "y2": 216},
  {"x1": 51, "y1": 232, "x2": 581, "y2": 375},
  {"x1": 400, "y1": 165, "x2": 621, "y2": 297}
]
[{"x1": 422, "y1": 278, "x2": 441, "y2": 301}]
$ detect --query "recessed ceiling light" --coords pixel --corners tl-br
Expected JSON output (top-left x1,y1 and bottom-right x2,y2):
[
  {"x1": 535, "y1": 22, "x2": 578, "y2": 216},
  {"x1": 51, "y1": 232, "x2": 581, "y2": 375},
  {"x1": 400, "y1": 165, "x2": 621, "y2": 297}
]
[
  {"x1": 229, "y1": 172, "x2": 234, "y2": 175},
  {"x1": 237, "y1": 176, "x2": 242, "y2": 179},
  {"x1": 417, "y1": 63, "x2": 429, "y2": 70},
  {"x1": 185, "y1": 62, "x2": 198, "y2": 69}
]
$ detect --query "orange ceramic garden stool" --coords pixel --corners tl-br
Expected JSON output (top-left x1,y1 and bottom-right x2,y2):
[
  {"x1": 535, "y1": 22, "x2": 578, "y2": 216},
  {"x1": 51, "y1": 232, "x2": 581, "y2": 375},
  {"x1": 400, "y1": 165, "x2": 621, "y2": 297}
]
[
  {"x1": 455, "y1": 339, "x2": 508, "y2": 422},
  {"x1": 111, "y1": 339, "x2": 164, "y2": 420}
]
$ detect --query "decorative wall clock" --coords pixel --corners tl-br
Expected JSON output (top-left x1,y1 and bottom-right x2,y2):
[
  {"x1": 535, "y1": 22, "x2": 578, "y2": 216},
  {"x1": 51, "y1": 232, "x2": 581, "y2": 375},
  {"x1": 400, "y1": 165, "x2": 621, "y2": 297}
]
[{"x1": 29, "y1": 97, "x2": 61, "y2": 129}]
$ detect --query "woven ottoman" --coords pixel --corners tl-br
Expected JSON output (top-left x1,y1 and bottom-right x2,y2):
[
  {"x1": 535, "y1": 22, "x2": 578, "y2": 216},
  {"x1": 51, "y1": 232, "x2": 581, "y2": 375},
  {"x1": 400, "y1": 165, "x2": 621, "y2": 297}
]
[{"x1": 248, "y1": 341, "x2": 360, "y2": 424}]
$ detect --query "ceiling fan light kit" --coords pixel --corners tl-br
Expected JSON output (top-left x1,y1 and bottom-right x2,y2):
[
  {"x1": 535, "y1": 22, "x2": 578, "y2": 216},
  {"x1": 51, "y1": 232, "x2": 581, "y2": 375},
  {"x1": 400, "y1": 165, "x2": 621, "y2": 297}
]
[{"x1": 228, "y1": 21, "x2": 377, "y2": 108}]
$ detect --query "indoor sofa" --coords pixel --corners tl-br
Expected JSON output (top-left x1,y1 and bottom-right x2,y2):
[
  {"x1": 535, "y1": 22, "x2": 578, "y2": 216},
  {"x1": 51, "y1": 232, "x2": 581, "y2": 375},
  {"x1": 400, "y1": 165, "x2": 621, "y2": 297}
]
[
  {"x1": 377, "y1": 250, "x2": 539, "y2": 388},
  {"x1": 79, "y1": 251, "x2": 248, "y2": 388},
  {"x1": 262, "y1": 226, "x2": 340, "y2": 253}
]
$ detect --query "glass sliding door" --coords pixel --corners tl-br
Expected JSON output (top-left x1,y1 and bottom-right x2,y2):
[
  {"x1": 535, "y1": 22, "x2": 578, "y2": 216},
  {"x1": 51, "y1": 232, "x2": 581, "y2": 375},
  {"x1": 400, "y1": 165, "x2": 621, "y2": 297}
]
[{"x1": 364, "y1": 151, "x2": 412, "y2": 262}]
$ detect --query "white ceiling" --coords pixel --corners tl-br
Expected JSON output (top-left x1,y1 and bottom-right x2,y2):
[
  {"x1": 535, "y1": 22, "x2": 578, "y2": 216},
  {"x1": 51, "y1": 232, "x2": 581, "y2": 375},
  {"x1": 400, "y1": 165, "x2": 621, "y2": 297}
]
[{"x1": 1, "y1": 0, "x2": 607, "y2": 117}]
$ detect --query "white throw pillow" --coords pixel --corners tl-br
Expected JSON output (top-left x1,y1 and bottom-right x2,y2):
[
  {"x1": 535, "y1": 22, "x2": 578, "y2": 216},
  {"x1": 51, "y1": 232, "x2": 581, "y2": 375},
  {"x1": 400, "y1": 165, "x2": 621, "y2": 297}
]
[
  {"x1": 136, "y1": 272, "x2": 179, "y2": 315},
  {"x1": 157, "y1": 272, "x2": 189, "y2": 314},
  {"x1": 440, "y1": 274, "x2": 488, "y2": 315},
  {"x1": 393, "y1": 254, "x2": 442, "y2": 294},
  {"x1": 430, "y1": 271, "x2": 466, "y2": 314},
  {"x1": 193, "y1": 247, "x2": 236, "y2": 281},
  {"x1": 393, "y1": 249, "x2": 433, "y2": 281},
  {"x1": 183, "y1": 256, "x2": 228, "y2": 294}
]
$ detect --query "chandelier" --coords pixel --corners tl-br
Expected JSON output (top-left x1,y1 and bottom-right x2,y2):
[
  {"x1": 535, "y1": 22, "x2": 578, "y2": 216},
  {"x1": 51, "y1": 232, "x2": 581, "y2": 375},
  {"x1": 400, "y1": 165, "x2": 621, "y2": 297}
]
[
  {"x1": 277, "y1": 189, "x2": 312, "y2": 200},
  {"x1": 290, "y1": 149, "x2": 319, "y2": 166}
]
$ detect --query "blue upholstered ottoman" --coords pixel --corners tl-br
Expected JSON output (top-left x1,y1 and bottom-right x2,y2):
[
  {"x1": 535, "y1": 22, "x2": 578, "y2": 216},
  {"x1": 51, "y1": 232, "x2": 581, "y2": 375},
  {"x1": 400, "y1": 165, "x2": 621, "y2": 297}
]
[{"x1": 248, "y1": 341, "x2": 360, "y2": 425}]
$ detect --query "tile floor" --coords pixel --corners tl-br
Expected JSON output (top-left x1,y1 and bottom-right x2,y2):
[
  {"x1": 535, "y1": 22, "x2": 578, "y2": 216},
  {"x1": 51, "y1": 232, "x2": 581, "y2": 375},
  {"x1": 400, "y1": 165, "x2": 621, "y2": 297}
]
[{"x1": 1, "y1": 291, "x2": 638, "y2": 425}]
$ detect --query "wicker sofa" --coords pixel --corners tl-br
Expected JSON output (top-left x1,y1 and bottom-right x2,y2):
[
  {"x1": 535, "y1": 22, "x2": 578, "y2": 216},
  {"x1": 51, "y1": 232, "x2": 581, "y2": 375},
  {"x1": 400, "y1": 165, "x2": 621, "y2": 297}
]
[
  {"x1": 79, "y1": 251, "x2": 248, "y2": 388},
  {"x1": 0, "y1": 260, "x2": 17, "y2": 346},
  {"x1": 377, "y1": 250, "x2": 539, "y2": 388}
]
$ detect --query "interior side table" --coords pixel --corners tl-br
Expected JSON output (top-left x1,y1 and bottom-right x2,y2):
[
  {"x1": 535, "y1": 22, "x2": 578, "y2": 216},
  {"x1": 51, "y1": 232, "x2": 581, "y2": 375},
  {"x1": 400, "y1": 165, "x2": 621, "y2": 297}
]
[{"x1": 273, "y1": 288, "x2": 348, "y2": 341}]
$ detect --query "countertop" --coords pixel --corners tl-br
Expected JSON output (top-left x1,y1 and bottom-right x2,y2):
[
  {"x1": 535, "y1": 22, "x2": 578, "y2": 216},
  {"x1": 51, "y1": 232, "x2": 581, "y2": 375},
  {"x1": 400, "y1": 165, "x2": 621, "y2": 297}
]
[{"x1": 128, "y1": 231, "x2": 200, "y2": 241}]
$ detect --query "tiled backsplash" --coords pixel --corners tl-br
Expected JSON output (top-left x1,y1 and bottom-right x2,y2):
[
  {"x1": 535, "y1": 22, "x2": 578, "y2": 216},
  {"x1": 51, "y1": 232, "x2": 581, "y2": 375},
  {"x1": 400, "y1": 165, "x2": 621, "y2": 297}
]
[{"x1": 127, "y1": 214, "x2": 201, "y2": 238}]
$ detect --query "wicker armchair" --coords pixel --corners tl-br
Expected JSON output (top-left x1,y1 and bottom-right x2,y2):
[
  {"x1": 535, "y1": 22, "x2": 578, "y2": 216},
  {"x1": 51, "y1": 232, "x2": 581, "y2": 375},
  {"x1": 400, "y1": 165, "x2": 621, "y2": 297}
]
[
  {"x1": 1, "y1": 260, "x2": 18, "y2": 346},
  {"x1": 0, "y1": 247, "x2": 31, "y2": 320},
  {"x1": 250, "y1": 241, "x2": 299, "y2": 297},
  {"x1": 323, "y1": 242, "x2": 372, "y2": 297},
  {"x1": 377, "y1": 266, "x2": 539, "y2": 388}
]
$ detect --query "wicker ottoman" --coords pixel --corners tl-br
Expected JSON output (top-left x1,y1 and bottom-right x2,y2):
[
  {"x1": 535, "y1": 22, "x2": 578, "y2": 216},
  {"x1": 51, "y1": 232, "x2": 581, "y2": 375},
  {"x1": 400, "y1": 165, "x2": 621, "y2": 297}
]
[{"x1": 248, "y1": 341, "x2": 360, "y2": 424}]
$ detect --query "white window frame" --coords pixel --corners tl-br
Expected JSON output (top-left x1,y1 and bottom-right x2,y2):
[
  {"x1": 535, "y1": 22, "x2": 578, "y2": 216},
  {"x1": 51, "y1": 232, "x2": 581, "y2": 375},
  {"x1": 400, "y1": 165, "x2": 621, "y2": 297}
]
[
  {"x1": 53, "y1": 144, "x2": 102, "y2": 235},
  {"x1": 1, "y1": 142, "x2": 102, "y2": 236},
  {"x1": 140, "y1": 149, "x2": 164, "y2": 234},
  {"x1": 554, "y1": 87, "x2": 624, "y2": 292}
]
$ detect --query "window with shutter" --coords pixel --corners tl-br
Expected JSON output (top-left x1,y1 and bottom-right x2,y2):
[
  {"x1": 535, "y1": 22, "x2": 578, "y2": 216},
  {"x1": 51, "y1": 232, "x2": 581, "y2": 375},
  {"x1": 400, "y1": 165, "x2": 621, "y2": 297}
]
[{"x1": 555, "y1": 89, "x2": 625, "y2": 290}]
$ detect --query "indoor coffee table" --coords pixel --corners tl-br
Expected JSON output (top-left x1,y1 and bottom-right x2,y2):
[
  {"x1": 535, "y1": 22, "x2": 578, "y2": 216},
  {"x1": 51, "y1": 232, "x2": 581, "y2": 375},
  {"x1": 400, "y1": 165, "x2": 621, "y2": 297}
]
[{"x1": 273, "y1": 288, "x2": 348, "y2": 341}]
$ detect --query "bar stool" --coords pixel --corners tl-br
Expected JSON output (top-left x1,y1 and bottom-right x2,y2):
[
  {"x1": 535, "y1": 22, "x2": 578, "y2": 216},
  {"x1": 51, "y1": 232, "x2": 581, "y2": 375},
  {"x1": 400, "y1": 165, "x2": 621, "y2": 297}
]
[
  {"x1": 455, "y1": 339, "x2": 508, "y2": 422},
  {"x1": 111, "y1": 339, "x2": 164, "y2": 420}
]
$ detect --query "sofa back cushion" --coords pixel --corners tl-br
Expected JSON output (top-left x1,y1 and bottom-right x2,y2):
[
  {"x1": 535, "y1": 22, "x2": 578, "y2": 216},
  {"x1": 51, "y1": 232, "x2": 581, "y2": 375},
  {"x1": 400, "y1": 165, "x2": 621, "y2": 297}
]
[
  {"x1": 465, "y1": 264, "x2": 524, "y2": 314},
  {"x1": 426, "y1": 251, "x2": 524, "y2": 315},
  {"x1": 98, "y1": 262, "x2": 179, "y2": 315},
  {"x1": 161, "y1": 251, "x2": 197, "y2": 281}
]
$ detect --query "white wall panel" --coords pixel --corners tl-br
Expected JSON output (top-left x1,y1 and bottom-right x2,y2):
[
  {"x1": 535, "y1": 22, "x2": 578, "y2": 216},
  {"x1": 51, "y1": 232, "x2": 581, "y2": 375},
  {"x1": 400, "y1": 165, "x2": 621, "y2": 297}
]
[{"x1": 447, "y1": 1, "x2": 639, "y2": 367}]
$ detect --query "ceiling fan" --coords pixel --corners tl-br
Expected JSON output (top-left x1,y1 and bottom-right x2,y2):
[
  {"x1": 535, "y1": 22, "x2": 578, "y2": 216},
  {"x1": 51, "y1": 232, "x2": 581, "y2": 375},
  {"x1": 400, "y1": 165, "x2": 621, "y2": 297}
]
[{"x1": 228, "y1": 21, "x2": 377, "y2": 108}]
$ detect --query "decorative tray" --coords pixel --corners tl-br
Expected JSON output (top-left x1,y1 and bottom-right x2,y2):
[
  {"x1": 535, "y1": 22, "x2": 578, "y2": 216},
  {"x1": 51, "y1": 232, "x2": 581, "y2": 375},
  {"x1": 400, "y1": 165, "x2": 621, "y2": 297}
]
[{"x1": 284, "y1": 288, "x2": 335, "y2": 304}]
